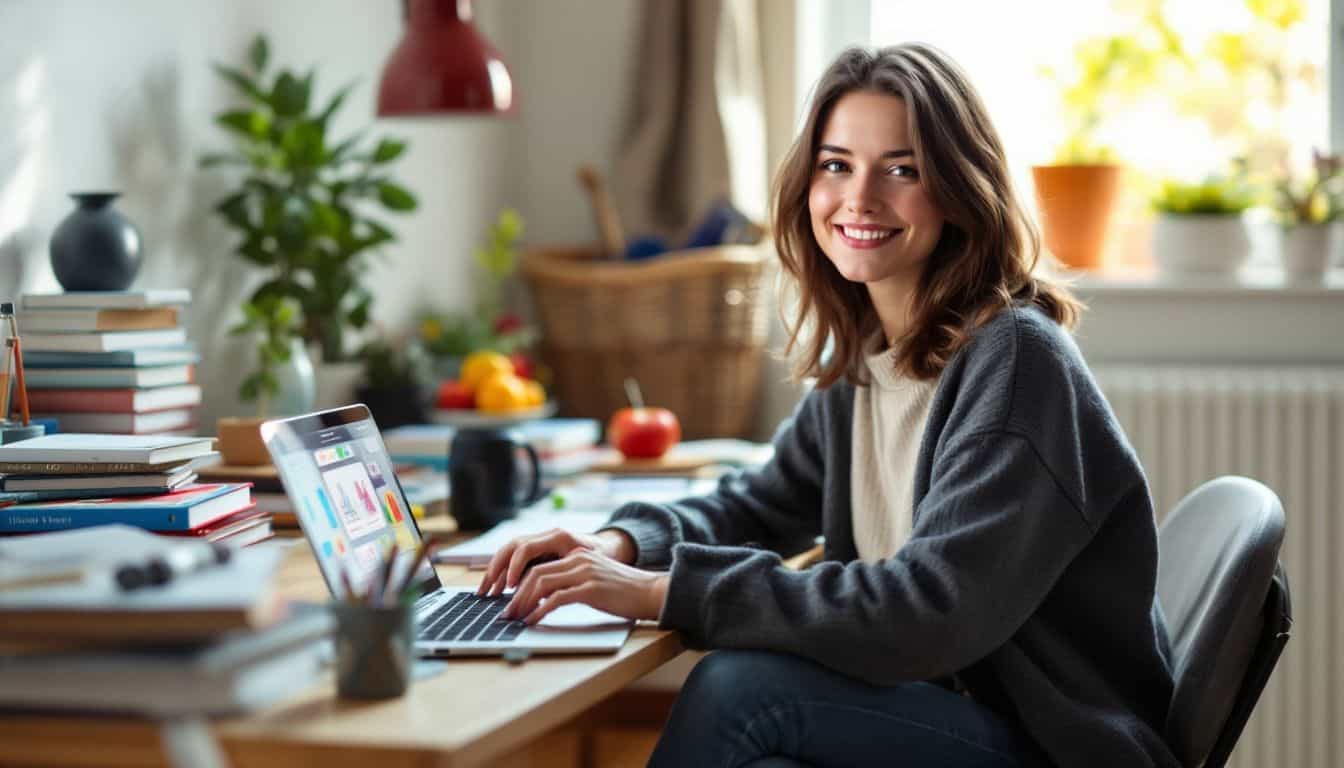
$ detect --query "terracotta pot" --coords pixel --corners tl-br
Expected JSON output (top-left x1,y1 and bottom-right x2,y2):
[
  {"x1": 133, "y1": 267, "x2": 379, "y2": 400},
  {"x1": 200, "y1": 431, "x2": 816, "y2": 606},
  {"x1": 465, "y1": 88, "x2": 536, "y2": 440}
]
[
  {"x1": 1031, "y1": 164, "x2": 1124, "y2": 271},
  {"x1": 216, "y1": 416, "x2": 270, "y2": 466}
]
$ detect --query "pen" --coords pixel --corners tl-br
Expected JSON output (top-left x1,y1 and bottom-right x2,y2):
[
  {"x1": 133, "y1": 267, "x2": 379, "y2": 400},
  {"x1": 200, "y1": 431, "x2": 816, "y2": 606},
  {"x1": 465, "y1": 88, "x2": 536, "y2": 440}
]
[{"x1": 115, "y1": 542, "x2": 231, "y2": 591}]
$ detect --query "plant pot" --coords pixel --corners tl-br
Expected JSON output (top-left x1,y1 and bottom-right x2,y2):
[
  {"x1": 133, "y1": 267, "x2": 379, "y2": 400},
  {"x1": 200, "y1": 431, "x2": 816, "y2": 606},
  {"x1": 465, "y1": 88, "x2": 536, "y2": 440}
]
[
  {"x1": 216, "y1": 416, "x2": 270, "y2": 466},
  {"x1": 1278, "y1": 223, "x2": 1332, "y2": 281},
  {"x1": 356, "y1": 385, "x2": 427, "y2": 429},
  {"x1": 1151, "y1": 213, "x2": 1250, "y2": 276},
  {"x1": 1031, "y1": 164, "x2": 1123, "y2": 270},
  {"x1": 310, "y1": 344, "x2": 363, "y2": 412},
  {"x1": 49, "y1": 192, "x2": 143, "y2": 291}
]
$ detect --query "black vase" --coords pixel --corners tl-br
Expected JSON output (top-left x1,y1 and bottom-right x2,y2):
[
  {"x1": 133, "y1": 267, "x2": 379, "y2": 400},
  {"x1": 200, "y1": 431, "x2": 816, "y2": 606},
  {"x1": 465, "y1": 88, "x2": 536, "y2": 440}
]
[{"x1": 49, "y1": 192, "x2": 143, "y2": 291}]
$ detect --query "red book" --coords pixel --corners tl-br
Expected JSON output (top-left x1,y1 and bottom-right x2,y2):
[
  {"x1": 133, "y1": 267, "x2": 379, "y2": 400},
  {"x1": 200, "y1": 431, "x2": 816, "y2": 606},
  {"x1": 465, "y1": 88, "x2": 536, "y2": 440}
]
[{"x1": 25, "y1": 385, "x2": 201, "y2": 414}]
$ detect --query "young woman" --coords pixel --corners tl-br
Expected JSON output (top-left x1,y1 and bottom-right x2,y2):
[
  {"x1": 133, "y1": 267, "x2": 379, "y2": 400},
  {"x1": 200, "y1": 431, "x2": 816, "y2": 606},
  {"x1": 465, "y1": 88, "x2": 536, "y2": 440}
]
[{"x1": 479, "y1": 44, "x2": 1178, "y2": 767}]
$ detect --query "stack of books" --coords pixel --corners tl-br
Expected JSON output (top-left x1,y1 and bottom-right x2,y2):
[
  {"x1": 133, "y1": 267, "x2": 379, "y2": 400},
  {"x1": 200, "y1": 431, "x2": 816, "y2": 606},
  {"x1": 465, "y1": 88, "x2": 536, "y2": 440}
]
[
  {"x1": 0, "y1": 525, "x2": 330, "y2": 716},
  {"x1": 0, "y1": 435, "x2": 269, "y2": 547},
  {"x1": 19, "y1": 290, "x2": 201, "y2": 435},
  {"x1": 383, "y1": 418, "x2": 604, "y2": 478}
]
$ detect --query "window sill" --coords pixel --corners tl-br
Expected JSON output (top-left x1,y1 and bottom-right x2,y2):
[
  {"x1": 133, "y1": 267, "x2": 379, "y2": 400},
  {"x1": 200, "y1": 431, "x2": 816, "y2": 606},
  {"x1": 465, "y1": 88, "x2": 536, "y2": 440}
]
[{"x1": 1065, "y1": 266, "x2": 1343, "y2": 365}]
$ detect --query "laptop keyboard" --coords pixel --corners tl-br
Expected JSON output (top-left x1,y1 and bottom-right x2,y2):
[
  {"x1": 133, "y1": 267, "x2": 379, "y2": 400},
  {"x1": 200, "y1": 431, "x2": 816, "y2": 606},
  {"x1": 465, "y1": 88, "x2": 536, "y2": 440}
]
[{"x1": 417, "y1": 592, "x2": 527, "y2": 644}]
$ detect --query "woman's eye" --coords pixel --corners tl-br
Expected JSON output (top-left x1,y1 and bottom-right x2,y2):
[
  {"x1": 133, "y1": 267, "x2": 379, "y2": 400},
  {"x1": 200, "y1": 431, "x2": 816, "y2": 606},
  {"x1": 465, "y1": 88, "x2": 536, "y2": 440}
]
[
  {"x1": 818, "y1": 158, "x2": 848, "y2": 173},
  {"x1": 889, "y1": 165, "x2": 919, "y2": 179}
]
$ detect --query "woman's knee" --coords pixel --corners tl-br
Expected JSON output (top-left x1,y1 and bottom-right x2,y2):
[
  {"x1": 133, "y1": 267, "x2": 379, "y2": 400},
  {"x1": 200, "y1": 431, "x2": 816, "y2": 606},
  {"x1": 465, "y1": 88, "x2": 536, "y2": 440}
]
[{"x1": 680, "y1": 650, "x2": 804, "y2": 712}]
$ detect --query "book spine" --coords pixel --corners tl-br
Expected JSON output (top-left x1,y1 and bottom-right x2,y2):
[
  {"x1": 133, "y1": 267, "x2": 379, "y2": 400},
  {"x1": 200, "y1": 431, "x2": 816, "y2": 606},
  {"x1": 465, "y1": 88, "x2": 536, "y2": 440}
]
[
  {"x1": 0, "y1": 462, "x2": 163, "y2": 474},
  {"x1": 26, "y1": 390, "x2": 133, "y2": 413},
  {"x1": 0, "y1": 505, "x2": 188, "y2": 532}
]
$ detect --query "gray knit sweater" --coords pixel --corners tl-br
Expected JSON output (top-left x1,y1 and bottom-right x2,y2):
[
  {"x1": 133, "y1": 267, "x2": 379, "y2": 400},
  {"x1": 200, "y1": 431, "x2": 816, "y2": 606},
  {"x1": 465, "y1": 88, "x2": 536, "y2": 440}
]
[{"x1": 603, "y1": 305, "x2": 1180, "y2": 767}]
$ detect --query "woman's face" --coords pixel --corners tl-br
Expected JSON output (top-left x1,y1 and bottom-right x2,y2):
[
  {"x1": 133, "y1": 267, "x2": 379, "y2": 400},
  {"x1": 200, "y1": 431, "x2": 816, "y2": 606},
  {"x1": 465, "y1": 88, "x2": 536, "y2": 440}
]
[{"x1": 808, "y1": 90, "x2": 945, "y2": 288}]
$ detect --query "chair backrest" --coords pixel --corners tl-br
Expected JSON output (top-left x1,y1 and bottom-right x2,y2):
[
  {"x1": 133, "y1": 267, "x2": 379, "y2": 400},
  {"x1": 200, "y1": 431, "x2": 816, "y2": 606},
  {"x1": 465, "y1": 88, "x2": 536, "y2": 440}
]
[{"x1": 1156, "y1": 476, "x2": 1289, "y2": 767}]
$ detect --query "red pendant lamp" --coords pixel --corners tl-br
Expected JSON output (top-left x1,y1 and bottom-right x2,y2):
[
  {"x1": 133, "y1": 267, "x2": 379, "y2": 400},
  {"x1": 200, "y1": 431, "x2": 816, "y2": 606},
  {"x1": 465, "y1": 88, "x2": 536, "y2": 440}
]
[{"x1": 377, "y1": 0, "x2": 515, "y2": 116}]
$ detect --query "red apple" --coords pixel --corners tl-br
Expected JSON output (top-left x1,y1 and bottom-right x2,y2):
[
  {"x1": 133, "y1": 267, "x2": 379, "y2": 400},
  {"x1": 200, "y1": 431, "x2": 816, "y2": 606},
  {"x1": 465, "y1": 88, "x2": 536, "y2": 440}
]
[
  {"x1": 435, "y1": 380, "x2": 476, "y2": 410},
  {"x1": 608, "y1": 407, "x2": 681, "y2": 459}
]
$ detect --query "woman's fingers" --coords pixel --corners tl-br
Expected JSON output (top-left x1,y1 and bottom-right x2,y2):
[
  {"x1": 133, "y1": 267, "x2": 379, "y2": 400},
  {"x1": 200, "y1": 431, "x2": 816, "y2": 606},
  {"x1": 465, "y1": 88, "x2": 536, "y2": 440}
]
[
  {"x1": 505, "y1": 558, "x2": 586, "y2": 619},
  {"x1": 502, "y1": 529, "x2": 580, "y2": 592},
  {"x1": 523, "y1": 585, "x2": 593, "y2": 626},
  {"x1": 477, "y1": 539, "x2": 521, "y2": 595}
]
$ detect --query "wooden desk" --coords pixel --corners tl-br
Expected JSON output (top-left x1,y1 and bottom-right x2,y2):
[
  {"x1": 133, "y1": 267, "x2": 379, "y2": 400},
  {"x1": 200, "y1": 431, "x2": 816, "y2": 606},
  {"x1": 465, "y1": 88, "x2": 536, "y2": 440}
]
[{"x1": 0, "y1": 519, "x2": 687, "y2": 768}]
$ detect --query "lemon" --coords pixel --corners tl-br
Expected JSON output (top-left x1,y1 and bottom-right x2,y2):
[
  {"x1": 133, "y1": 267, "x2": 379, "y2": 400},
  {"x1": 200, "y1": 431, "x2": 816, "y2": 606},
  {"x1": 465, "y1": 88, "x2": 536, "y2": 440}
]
[
  {"x1": 460, "y1": 351, "x2": 513, "y2": 393},
  {"x1": 476, "y1": 372, "x2": 532, "y2": 412},
  {"x1": 523, "y1": 380, "x2": 546, "y2": 407}
]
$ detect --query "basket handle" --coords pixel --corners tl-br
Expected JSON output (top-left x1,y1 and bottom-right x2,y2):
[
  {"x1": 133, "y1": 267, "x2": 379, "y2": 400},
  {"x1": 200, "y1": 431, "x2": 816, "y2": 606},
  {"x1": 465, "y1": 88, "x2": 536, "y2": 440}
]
[{"x1": 577, "y1": 165, "x2": 626, "y2": 260}]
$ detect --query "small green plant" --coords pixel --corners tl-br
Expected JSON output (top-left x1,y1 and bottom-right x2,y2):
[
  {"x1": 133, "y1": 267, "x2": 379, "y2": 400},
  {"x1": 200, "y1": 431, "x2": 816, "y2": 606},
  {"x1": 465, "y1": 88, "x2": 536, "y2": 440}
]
[
  {"x1": 202, "y1": 34, "x2": 418, "y2": 365},
  {"x1": 1150, "y1": 175, "x2": 1257, "y2": 215},
  {"x1": 418, "y1": 209, "x2": 536, "y2": 359},
  {"x1": 1271, "y1": 150, "x2": 1344, "y2": 225},
  {"x1": 228, "y1": 295, "x2": 302, "y2": 416},
  {"x1": 357, "y1": 338, "x2": 430, "y2": 392}
]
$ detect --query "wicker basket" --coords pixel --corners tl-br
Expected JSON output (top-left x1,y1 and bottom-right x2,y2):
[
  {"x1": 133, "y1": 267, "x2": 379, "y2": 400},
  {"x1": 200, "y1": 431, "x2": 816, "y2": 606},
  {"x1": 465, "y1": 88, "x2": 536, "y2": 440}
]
[{"x1": 521, "y1": 243, "x2": 773, "y2": 439}]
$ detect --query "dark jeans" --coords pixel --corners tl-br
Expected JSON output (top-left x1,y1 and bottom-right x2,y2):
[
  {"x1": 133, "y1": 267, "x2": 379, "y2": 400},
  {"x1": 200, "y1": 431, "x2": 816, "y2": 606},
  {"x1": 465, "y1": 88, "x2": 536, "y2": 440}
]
[{"x1": 648, "y1": 650, "x2": 1048, "y2": 768}]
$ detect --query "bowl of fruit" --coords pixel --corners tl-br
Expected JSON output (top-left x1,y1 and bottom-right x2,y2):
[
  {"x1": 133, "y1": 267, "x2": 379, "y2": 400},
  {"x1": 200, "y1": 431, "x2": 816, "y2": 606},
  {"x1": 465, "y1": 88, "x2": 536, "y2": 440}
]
[{"x1": 431, "y1": 350, "x2": 556, "y2": 428}]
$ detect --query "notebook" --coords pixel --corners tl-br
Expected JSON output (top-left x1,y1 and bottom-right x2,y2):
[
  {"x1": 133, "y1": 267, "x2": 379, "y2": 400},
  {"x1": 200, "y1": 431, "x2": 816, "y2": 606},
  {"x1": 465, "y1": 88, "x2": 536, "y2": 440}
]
[
  {"x1": 0, "y1": 434, "x2": 215, "y2": 465},
  {"x1": 0, "y1": 524, "x2": 286, "y2": 642}
]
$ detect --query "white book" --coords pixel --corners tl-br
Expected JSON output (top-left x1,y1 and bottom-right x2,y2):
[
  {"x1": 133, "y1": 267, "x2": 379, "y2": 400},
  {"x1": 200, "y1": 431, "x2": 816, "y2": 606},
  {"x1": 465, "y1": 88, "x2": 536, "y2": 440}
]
[
  {"x1": 25, "y1": 365, "x2": 194, "y2": 389},
  {"x1": 0, "y1": 606, "x2": 331, "y2": 716},
  {"x1": 19, "y1": 307, "x2": 180, "y2": 332},
  {"x1": 0, "y1": 434, "x2": 215, "y2": 464},
  {"x1": 37, "y1": 409, "x2": 196, "y2": 434},
  {"x1": 22, "y1": 290, "x2": 191, "y2": 310},
  {"x1": 24, "y1": 329, "x2": 188, "y2": 353}
]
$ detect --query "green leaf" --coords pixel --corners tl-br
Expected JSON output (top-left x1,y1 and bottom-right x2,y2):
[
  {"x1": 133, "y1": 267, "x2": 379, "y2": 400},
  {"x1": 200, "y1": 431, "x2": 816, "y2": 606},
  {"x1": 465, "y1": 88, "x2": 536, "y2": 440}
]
[
  {"x1": 271, "y1": 71, "x2": 310, "y2": 116},
  {"x1": 211, "y1": 63, "x2": 268, "y2": 103},
  {"x1": 371, "y1": 138, "x2": 407, "y2": 163},
  {"x1": 215, "y1": 109, "x2": 270, "y2": 139},
  {"x1": 348, "y1": 298, "x2": 370, "y2": 328},
  {"x1": 318, "y1": 81, "x2": 357, "y2": 126},
  {"x1": 248, "y1": 36, "x2": 269, "y2": 72},
  {"x1": 199, "y1": 152, "x2": 245, "y2": 169},
  {"x1": 377, "y1": 182, "x2": 417, "y2": 211},
  {"x1": 280, "y1": 120, "x2": 326, "y2": 168},
  {"x1": 215, "y1": 192, "x2": 251, "y2": 229},
  {"x1": 326, "y1": 132, "x2": 366, "y2": 164},
  {"x1": 240, "y1": 374, "x2": 262, "y2": 402}
]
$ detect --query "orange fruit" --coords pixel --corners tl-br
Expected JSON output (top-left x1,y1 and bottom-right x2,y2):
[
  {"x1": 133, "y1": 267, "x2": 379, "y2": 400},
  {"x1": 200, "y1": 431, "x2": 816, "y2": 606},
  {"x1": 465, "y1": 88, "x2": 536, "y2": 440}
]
[
  {"x1": 460, "y1": 351, "x2": 513, "y2": 392},
  {"x1": 476, "y1": 372, "x2": 532, "y2": 412},
  {"x1": 523, "y1": 380, "x2": 546, "y2": 407}
]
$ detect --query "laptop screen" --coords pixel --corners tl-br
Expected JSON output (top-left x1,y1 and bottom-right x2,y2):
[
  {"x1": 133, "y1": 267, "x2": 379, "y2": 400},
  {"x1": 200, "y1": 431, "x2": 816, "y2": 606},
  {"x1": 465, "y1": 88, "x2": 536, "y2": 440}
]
[{"x1": 260, "y1": 405, "x2": 442, "y2": 601}]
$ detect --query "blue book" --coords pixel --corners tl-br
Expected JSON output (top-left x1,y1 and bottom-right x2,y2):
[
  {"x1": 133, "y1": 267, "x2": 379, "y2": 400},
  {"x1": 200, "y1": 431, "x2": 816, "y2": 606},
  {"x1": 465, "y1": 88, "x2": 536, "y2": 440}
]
[
  {"x1": 22, "y1": 346, "x2": 199, "y2": 369},
  {"x1": 0, "y1": 483, "x2": 252, "y2": 533}
]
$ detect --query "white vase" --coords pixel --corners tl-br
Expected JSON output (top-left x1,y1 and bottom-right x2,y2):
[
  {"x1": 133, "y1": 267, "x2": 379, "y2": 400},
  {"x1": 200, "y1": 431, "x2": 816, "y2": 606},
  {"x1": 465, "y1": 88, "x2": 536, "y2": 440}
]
[
  {"x1": 269, "y1": 338, "x2": 316, "y2": 416},
  {"x1": 1151, "y1": 213, "x2": 1251, "y2": 276},
  {"x1": 1279, "y1": 223, "x2": 1332, "y2": 281},
  {"x1": 310, "y1": 343, "x2": 364, "y2": 412}
]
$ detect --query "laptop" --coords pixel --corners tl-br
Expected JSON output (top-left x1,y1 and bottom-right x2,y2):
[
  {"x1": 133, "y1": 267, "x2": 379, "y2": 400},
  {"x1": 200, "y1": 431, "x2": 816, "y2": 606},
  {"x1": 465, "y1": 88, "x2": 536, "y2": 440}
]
[{"x1": 260, "y1": 405, "x2": 632, "y2": 657}]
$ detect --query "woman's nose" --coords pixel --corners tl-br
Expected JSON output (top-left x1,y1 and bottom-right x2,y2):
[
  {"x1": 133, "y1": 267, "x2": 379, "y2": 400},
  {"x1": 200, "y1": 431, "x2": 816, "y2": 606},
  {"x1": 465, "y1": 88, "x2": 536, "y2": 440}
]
[{"x1": 842, "y1": 173, "x2": 879, "y2": 214}]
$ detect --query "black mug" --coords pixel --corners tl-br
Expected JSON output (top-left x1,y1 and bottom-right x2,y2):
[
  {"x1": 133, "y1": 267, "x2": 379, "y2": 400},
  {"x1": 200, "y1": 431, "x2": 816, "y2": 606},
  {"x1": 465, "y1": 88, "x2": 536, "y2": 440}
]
[{"x1": 448, "y1": 427, "x2": 544, "y2": 531}]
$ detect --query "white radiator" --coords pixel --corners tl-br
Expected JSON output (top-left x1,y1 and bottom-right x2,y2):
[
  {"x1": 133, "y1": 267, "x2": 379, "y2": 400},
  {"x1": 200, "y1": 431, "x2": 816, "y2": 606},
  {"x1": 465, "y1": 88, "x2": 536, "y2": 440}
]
[{"x1": 1093, "y1": 365, "x2": 1344, "y2": 768}]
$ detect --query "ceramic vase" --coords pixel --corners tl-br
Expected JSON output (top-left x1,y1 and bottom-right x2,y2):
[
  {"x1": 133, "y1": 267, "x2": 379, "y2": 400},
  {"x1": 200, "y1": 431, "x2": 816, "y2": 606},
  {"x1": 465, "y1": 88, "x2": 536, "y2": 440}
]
[
  {"x1": 270, "y1": 338, "x2": 317, "y2": 417},
  {"x1": 1151, "y1": 213, "x2": 1251, "y2": 276},
  {"x1": 1278, "y1": 223, "x2": 1332, "y2": 282},
  {"x1": 1031, "y1": 164, "x2": 1123, "y2": 270},
  {"x1": 50, "y1": 192, "x2": 143, "y2": 291}
]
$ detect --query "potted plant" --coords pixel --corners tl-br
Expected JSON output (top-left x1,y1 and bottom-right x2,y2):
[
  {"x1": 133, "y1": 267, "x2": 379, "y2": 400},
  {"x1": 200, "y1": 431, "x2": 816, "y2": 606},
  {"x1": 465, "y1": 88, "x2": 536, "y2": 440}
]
[
  {"x1": 1270, "y1": 150, "x2": 1343, "y2": 281},
  {"x1": 354, "y1": 338, "x2": 431, "y2": 429},
  {"x1": 1033, "y1": 22, "x2": 1185, "y2": 270},
  {"x1": 202, "y1": 35, "x2": 418, "y2": 408},
  {"x1": 217, "y1": 295, "x2": 311, "y2": 466},
  {"x1": 1149, "y1": 173, "x2": 1256, "y2": 276}
]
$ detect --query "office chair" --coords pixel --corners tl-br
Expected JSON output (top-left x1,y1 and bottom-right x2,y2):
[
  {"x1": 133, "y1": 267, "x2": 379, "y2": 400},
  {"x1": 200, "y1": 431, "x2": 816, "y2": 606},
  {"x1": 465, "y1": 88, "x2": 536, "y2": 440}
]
[{"x1": 1156, "y1": 476, "x2": 1292, "y2": 768}]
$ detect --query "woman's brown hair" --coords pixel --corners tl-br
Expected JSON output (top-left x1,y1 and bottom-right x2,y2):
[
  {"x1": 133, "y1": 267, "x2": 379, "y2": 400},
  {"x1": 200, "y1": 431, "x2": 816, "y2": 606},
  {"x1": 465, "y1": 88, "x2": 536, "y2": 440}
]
[{"x1": 773, "y1": 44, "x2": 1082, "y2": 387}]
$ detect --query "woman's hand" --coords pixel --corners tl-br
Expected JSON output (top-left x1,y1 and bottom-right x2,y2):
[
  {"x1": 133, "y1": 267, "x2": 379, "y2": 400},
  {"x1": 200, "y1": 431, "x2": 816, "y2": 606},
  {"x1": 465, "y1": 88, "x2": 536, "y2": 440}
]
[
  {"x1": 476, "y1": 527, "x2": 636, "y2": 597},
  {"x1": 502, "y1": 547, "x2": 670, "y2": 625}
]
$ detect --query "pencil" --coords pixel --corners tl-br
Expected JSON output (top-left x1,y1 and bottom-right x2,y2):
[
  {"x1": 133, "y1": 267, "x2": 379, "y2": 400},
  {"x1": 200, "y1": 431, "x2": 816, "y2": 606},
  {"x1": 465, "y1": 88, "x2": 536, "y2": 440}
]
[
  {"x1": 338, "y1": 563, "x2": 358, "y2": 602},
  {"x1": 12, "y1": 335, "x2": 29, "y2": 426},
  {"x1": 396, "y1": 535, "x2": 439, "y2": 598}
]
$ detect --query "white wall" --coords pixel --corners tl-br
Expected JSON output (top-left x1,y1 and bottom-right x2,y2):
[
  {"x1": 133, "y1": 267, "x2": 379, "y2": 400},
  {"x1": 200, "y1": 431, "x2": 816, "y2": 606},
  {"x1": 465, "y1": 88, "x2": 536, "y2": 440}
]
[{"x1": 0, "y1": 0, "x2": 626, "y2": 429}]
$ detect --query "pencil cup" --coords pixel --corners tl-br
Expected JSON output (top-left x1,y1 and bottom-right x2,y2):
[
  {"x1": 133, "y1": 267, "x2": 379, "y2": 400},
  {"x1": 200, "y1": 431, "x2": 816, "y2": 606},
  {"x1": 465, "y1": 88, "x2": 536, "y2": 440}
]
[{"x1": 333, "y1": 601, "x2": 414, "y2": 699}]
